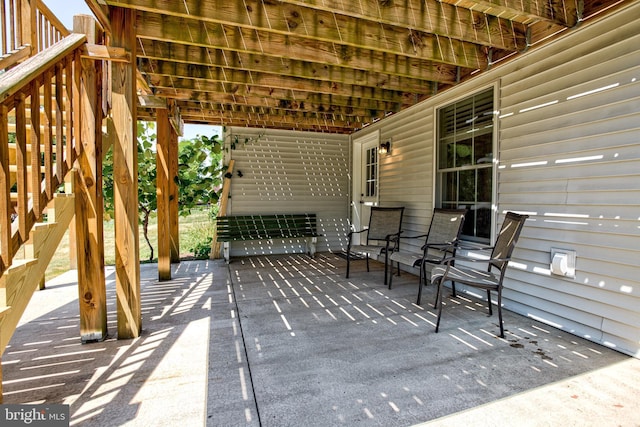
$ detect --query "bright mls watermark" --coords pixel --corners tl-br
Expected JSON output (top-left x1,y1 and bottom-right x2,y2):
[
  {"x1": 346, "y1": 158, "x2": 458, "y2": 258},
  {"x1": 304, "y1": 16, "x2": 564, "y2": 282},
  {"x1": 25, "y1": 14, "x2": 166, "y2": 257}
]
[{"x1": 1, "y1": 405, "x2": 69, "y2": 426}]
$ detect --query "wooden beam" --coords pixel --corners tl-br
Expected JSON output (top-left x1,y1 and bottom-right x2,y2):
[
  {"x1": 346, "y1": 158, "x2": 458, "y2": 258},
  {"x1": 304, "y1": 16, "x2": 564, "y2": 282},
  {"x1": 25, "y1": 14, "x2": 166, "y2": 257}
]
[
  {"x1": 166, "y1": 99, "x2": 393, "y2": 123},
  {"x1": 210, "y1": 160, "x2": 233, "y2": 259},
  {"x1": 136, "y1": 42, "x2": 452, "y2": 89},
  {"x1": 285, "y1": 0, "x2": 532, "y2": 46},
  {"x1": 81, "y1": 44, "x2": 130, "y2": 62},
  {"x1": 110, "y1": 0, "x2": 522, "y2": 64},
  {"x1": 162, "y1": 107, "x2": 383, "y2": 127},
  {"x1": 141, "y1": 112, "x2": 355, "y2": 134},
  {"x1": 146, "y1": 73, "x2": 407, "y2": 105},
  {"x1": 137, "y1": 95, "x2": 184, "y2": 136},
  {"x1": 154, "y1": 88, "x2": 403, "y2": 117},
  {"x1": 111, "y1": 7, "x2": 141, "y2": 339},
  {"x1": 151, "y1": 87, "x2": 407, "y2": 122},
  {"x1": 84, "y1": 0, "x2": 112, "y2": 36},
  {"x1": 439, "y1": 0, "x2": 577, "y2": 26},
  {"x1": 156, "y1": 108, "x2": 171, "y2": 280},
  {"x1": 137, "y1": 95, "x2": 167, "y2": 109},
  {"x1": 168, "y1": 125, "x2": 179, "y2": 263},
  {"x1": 166, "y1": 98, "x2": 183, "y2": 137},
  {"x1": 135, "y1": 21, "x2": 468, "y2": 79},
  {"x1": 74, "y1": 14, "x2": 107, "y2": 343}
]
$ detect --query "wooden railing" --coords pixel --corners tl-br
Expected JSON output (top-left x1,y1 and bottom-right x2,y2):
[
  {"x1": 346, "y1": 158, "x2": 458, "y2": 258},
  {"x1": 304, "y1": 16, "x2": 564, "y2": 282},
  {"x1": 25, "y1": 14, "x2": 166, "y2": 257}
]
[
  {"x1": 1, "y1": 0, "x2": 69, "y2": 71},
  {"x1": 0, "y1": 32, "x2": 86, "y2": 276}
]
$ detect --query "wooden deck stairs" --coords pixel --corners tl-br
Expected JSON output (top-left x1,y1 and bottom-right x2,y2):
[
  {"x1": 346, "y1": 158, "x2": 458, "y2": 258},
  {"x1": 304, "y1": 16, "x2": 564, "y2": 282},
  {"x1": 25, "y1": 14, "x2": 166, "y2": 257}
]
[
  {"x1": 0, "y1": 178, "x2": 75, "y2": 354},
  {"x1": 0, "y1": 13, "x2": 87, "y2": 367}
]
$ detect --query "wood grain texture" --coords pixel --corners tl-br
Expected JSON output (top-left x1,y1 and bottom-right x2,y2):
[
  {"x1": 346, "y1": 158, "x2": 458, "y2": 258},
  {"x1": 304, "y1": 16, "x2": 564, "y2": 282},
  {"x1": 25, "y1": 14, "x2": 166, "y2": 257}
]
[{"x1": 111, "y1": 7, "x2": 141, "y2": 339}]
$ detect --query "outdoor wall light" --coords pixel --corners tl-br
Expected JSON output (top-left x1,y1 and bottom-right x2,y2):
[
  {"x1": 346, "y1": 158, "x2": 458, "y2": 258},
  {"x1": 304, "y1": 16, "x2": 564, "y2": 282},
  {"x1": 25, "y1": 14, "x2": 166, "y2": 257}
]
[{"x1": 379, "y1": 139, "x2": 391, "y2": 155}]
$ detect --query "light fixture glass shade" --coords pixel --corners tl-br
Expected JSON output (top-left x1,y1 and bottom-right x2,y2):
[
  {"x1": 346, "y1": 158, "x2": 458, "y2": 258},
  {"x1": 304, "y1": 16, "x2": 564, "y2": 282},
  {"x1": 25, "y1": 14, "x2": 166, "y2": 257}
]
[{"x1": 379, "y1": 140, "x2": 391, "y2": 154}]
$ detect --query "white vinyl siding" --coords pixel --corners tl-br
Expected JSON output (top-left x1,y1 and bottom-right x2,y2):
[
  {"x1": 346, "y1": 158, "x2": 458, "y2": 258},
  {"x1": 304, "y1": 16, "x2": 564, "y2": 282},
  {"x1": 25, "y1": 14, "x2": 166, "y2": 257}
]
[
  {"x1": 497, "y1": 9, "x2": 640, "y2": 356},
  {"x1": 355, "y1": 107, "x2": 435, "y2": 257},
  {"x1": 224, "y1": 127, "x2": 350, "y2": 257},
  {"x1": 351, "y1": 3, "x2": 640, "y2": 357}
]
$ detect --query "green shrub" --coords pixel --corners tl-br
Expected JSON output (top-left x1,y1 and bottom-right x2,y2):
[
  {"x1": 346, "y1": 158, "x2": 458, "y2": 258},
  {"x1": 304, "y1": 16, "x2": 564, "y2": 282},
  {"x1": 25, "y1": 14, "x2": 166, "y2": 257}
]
[{"x1": 189, "y1": 237, "x2": 213, "y2": 259}]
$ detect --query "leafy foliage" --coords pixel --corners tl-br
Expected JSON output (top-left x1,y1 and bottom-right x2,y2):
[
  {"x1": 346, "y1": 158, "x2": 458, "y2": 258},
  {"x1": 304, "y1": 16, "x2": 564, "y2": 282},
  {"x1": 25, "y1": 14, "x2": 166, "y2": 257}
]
[
  {"x1": 176, "y1": 134, "x2": 224, "y2": 216},
  {"x1": 103, "y1": 122, "x2": 225, "y2": 261}
]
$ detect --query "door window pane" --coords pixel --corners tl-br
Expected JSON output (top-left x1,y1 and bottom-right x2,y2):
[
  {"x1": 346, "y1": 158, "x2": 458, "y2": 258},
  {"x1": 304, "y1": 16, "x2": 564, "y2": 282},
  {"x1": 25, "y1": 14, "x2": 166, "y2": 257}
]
[{"x1": 365, "y1": 146, "x2": 378, "y2": 197}]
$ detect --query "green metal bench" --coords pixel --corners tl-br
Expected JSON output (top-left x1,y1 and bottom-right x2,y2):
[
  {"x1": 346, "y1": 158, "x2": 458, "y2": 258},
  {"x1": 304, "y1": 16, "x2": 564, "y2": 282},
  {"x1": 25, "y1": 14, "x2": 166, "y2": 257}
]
[{"x1": 216, "y1": 213, "x2": 320, "y2": 263}]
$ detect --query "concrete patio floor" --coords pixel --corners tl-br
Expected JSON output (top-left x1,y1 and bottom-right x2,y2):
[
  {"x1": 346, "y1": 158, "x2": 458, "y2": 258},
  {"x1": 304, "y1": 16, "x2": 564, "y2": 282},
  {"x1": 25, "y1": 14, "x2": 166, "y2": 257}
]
[{"x1": 2, "y1": 253, "x2": 638, "y2": 426}]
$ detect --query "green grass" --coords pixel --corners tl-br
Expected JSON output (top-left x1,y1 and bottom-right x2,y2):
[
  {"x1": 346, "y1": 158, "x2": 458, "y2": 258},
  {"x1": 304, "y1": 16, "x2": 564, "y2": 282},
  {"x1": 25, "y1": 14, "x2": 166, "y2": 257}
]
[{"x1": 40, "y1": 206, "x2": 217, "y2": 281}]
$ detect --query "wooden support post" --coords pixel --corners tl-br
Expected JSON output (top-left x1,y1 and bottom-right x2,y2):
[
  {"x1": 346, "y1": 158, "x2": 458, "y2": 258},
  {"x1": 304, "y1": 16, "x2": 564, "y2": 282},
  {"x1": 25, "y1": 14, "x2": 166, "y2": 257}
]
[
  {"x1": 156, "y1": 109, "x2": 171, "y2": 280},
  {"x1": 21, "y1": 0, "x2": 37, "y2": 56},
  {"x1": 210, "y1": 160, "x2": 234, "y2": 259},
  {"x1": 111, "y1": 7, "x2": 141, "y2": 339},
  {"x1": 74, "y1": 14, "x2": 107, "y2": 342},
  {"x1": 0, "y1": 306, "x2": 10, "y2": 403},
  {"x1": 169, "y1": 125, "x2": 179, "y2": 263},
  {"x1": 0, "y1": 106, "x2": 12, "y2": 272}
]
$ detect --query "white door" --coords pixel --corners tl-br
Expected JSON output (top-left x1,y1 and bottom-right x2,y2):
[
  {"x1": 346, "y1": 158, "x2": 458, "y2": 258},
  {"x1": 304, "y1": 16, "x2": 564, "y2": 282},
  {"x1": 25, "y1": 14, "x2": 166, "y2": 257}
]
[{"x1": 351, "y1": 131, "x2": 380, "y2": 244}]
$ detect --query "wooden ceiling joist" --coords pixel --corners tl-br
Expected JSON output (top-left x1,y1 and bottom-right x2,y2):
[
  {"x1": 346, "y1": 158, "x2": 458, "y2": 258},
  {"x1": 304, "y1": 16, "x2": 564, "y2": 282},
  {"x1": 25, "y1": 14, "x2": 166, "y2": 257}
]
[
  {"x1": 136, "y1": 58, "x2": 438, "y2": 95},
  {"x1": 100, "y1": 0, "x2": 627, "y2": 133}
]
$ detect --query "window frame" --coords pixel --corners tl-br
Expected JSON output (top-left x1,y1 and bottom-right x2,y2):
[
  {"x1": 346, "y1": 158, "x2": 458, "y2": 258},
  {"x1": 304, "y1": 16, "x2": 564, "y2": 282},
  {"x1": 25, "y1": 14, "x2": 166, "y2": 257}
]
[{"x1": 434, "y1": 85, "x2": 499, "y2": 244}]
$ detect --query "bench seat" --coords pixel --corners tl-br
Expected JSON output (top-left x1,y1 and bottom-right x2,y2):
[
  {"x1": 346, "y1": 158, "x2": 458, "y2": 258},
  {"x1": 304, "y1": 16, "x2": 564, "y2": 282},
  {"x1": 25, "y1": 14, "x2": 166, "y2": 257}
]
[{"x1": 217, "y1": 213, "x2": 319, "y2": 263}]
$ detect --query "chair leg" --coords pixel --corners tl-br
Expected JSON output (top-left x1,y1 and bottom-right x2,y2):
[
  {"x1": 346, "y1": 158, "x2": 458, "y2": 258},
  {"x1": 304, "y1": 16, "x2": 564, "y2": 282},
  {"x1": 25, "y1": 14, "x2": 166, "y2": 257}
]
[
  {"x1": 487, "y1": 289, "x2": 493, "y2": 316},
  {"x1": 346, "y1": 252, "x2": 350, "y2": 278},
  {"x1": 383, "y1": 253, "x2": 388, "y2": 287},
  {"x1": 451, "y1": 281, "x2": 457, "y2": 297},
  {"x1": 387, "y1": 258, "x2": 394, "y2": 289},
  {"x1": 432, "y1": 275, "x2": 440, "y2": 309},
  {"x1": 366, "y1": 255, "x2": 370, "y2": 272},
  {"x1": 435, "y1": 279, "x2": 444, "y2": 333},
  {"x1": 497, "y1": 289, "x2": 504, "y2": 338},
  {"x1": 417, "y1": 262, "x2": 427, "y2": 305}
]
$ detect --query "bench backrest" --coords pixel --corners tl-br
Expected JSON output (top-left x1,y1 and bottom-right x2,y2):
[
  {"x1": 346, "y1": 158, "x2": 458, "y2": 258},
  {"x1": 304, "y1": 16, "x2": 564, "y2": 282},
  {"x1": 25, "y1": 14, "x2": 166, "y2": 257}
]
[{"x1": 217, "y1": 214, "x2": 318, "y2": 241}]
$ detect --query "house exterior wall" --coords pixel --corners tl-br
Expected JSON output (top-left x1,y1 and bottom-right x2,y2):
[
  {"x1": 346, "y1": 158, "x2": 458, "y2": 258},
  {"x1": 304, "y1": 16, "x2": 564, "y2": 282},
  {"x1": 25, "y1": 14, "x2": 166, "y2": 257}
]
[
  {"x1": 224, "y1": 127, "x2": 351, "y2": 257},
  {"x1": 351, "y1": 4, "x2": 640, "y2": 357}
]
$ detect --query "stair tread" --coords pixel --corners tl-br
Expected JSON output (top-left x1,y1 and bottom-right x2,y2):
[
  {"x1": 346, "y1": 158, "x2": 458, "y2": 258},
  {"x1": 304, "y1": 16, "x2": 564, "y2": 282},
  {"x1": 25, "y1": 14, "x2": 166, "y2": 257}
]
[
  {"x1": 8, "y1": 258, "x2": 37, "y2": 267},
  {"x1": 5, "y1": 258, "x2": 38, "y2": 273},
  {"x1": 0, "y1": 306, "x2": 11, "y2": 319},
  {"x1": 32, "y1": 222, "x2": 57, "y2": 230}
]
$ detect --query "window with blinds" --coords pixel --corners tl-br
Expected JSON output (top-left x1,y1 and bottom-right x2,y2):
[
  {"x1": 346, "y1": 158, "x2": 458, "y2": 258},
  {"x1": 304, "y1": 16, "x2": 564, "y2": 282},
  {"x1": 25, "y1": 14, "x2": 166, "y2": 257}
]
[{"x1": 437, "y1": 88, "x2": 494, "y2": 242}]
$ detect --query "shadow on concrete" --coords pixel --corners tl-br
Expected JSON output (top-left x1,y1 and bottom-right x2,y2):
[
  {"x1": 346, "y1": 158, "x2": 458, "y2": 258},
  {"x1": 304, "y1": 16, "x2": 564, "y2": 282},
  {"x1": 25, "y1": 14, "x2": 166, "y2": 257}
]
[{"x1": 2, "y1": 254, "x2": 637, "y2": 426}]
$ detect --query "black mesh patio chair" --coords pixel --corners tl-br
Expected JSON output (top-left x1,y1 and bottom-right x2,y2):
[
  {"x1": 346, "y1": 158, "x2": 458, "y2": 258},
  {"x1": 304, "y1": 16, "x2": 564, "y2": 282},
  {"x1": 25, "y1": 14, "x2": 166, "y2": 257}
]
[
  {"x1": 346, "y1": 207, "x2": 404, "y2": 286},
  {"x1": 387, "y1": 209, "x2": 467, "y2": 304},
  {"x1": 431, "y1": 212, "x2": 528, "y2": 338}
]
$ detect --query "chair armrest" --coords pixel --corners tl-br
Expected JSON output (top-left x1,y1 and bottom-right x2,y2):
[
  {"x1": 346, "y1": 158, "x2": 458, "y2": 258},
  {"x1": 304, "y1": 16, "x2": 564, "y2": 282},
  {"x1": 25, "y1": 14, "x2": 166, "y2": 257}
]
[
  {"x1": 400, "y1": 233, "x2": 429, "y2": 240},
  {"x1": 421, "y1": 241, "x2": 457, "y2": 251},
  {"x1": 455, "y1": 243, "x2": 495, "y2": 252},
  {"x1": 385, "y1": 231, "x2": 403, "y2": 242},
  {"x1": 440, "y1": 254, "x2": 511, "y2": 265},
  {"x1": 347, "y1": 228, "x2": 368, "y2": 238}
]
